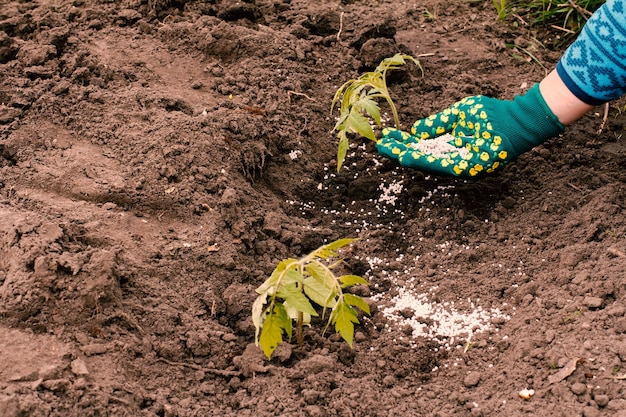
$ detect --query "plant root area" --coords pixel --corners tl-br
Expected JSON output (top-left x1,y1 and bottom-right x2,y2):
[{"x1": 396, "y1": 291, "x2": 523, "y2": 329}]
[{"x1": 1, "y1": 1, "x2": 626, "y2": 416}]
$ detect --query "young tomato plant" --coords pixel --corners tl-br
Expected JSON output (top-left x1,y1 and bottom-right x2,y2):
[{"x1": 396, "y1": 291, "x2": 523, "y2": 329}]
[
  {"x1": 252, "y1": 238, "x2": 370, "y2": 359},
  {"x1": 330, "y1": 53, "x2": 423, "y2": 171}
]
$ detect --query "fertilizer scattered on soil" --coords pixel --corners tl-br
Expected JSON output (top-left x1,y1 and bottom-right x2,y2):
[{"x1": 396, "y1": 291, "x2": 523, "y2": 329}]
[{"x1": 376, "y1": 287, "x2": 510, "y2": 348}]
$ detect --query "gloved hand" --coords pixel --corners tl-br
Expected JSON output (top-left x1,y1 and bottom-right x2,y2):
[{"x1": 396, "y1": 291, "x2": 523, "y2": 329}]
[{"x1": 375, "y1": 84, "x2": 565, "y2": 177}]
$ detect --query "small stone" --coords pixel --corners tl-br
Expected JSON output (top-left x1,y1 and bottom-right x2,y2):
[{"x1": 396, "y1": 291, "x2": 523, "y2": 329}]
[
  {"x1": 102, "y1": 202, "x2": 117, "y2": 210},
  {"x1": 70, "y1": 358, "x2": 89, "y2": 376},
  {"x1": 221, "y1": 333, "x2": 237, "y2": 342},
  {"x1": 582, "y1": 296, "x2": 603, "y2": 309},
  {"x1": 571, "y1": 382, "x2": 587, "y2": 395},
  {"x1": 594, "y1": 394, "x2": 610, "y2": 407},
  {"x1": 354, "y1": 331, "x2": 366, "y2": 343},
  {"x1": 382, "y1": 375, "x2": 396, "y2": 387},
  {"x1": 463, "y1": 371, "x2": 481, "y2": 388}
]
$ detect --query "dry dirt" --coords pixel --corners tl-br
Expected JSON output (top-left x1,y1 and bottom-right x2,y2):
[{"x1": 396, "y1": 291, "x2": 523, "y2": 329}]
[{"x1": 1, "y1": 0, "x2": 626, "y2": 416}]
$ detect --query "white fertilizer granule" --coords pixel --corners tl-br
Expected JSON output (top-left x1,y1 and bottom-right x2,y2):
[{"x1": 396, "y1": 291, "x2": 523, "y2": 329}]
[
  {"x1": 410, "y1": 133, "x2": 469, "y2": 159},
  {"x1": 377, "y1": 288, "x2": 510, "y2": 348}
]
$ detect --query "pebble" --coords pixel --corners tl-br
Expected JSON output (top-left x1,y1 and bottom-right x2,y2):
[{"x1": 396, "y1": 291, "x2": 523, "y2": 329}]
[
  {"x1": 571, "y1": 382, "x2": 587, "y2": 395},
  {"x1": 463, "y1": 371, "x2": 481, "y2": 388},
  {"x1": 71, "y1": 358, "x2": 90, "y2": 376},
  {"x1": 582, "y1": 296, "x2": 603, "y2": 309},
  {"x1": 382, "y1": 375, "x2": 396, "y2": 387},
  {"x1": 354, "y1": 331, "x2": 366, "y2": 343},
  {"x1": 594, "y1": 394, "x2": 610, "y2": 407}
]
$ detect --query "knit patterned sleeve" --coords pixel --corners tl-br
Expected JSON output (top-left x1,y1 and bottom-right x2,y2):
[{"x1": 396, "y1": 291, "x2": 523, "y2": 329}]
[{"x1": 556, "y1": 0, "x2": 626, "y2": 105}]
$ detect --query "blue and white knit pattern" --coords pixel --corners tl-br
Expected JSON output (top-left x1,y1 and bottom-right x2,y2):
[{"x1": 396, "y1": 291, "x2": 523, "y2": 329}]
[{"x1": 557, "y1": 0, "x2": 626, "y2": 105}]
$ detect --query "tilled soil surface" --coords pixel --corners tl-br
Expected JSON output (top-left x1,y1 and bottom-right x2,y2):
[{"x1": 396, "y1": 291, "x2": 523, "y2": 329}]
[{"x1": 1, "y1": 0, "x2": 626, "y2": 416}]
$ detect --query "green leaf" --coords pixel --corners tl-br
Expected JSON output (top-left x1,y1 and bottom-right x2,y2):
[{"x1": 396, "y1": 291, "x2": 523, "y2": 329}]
[
  {"x1": 331, "y1": 301, "x2": 359, "y2": 347},
  {"x1": 284, "y1": 302, "x2": 312, "y2": 325},
  {"x1": 338, "y1": 274, "x2": 369, "y2": 288},
  {"x1": 303, "y1": 275, "x2": 336, "y2": 308},
  {"x1": 343, "y1": 293, "x2": 371, "y2": 315},
  {"x1": 306, "y1": 262, "x2": 338, "y2": 288},
  {"x1": 256, "y1": 258, "x2": 298, "y2": 294},
  {"x1": 345, "y1": 109, "x2": 376, "y2": 142},
  {"x1": 356, "y1": 95, "x2": 381, "y2": 127},
  {"x1": 259, "y1": 302, "x2": 291, "y2": 358},
  {"x1": 336, "y1": 133, "x2": 348, "y2": 172},
  {"x1": 275, "y1": 302, "x2": 292, "y2": 341},
  {"x1": 317, "y1": 238, "x2": 356, "y2": 257},
  {"x1": 276, "y1": 283, "x2": 319, "y2": 317},
  {"x1": 281, "y1": 268, "x2": 304, "y2": 286},
  {"x1": 382, "y1": 53, "x2": 406, "y2": 68}
]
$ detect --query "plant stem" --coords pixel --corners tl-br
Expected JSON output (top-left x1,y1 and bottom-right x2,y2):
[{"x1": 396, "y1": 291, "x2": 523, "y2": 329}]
[
  {"x1": 382, "y1": 66, "x2": 401, "y2": 128},
  {"x1": 297, "y1": 311, "x2": 304, "y2": 347}
]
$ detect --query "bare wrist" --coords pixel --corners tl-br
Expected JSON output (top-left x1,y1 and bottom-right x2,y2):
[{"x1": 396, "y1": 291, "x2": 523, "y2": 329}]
[{"x1": 539, "y1": 70, "x2": 595, "y2": 125}]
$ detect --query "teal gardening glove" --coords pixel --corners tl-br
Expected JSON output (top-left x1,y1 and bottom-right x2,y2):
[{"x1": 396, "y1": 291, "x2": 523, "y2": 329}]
[{"x1": 375, "y1": 84, "x2": 565, "y2": 177}]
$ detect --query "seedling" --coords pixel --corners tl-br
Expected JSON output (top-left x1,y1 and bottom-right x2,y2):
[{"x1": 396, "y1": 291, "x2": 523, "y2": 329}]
[
  {"x1": 330, "y1": 53, "x2": 423, "y2": 171},
  {"x1": 493, "y1": 0, "x2": 508, "y2": 20},
  {"x1": 252, "y1": 238, "x2": 370, "y2": 359}
]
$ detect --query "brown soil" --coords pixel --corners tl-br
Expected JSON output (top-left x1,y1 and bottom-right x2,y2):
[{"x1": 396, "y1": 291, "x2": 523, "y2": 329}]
[{"x1": 1, "y1": 0, "x2": 626, "y2": 416}]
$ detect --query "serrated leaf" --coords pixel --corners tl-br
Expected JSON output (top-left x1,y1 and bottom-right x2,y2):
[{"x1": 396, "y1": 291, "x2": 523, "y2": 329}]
[
  {"x1": 281, "y1": 268, "x2": 304, "y2": 286},
  {"x1": 339, "y1": 274, "x2": 369, "y2": 288},
  {"x1": 331, "y1": 301, "x2": 359, "y2": 347},
  {"x1": 276, "y1": 283, "x2": 319, "y2": 317},
  {"x1": 256, "y1": 258, "x2": 298, "y2": 294},
  {"x1": 259, "y1": 302, "x2": 291, "y2": 358},
  {"x1": 356, "y1": 95, "x2": 381, "y2": 127},
  {"x1": 306, "y1": 262, "x2": 337, "y2": 288},
  {"x1": 346, "y1": 109, "x2": 376, "y2": 142},
  {"x1": 334, "y1": 98, "x2": 354, "y2": 128},
  {"x1": 343, "y1": 293, "x2": 371, "y2": 315},
  {"x1": 303, "y1": 275, "x2": 336, "y2": 308},
  {"x1": 340, "y1": 83, "x2": 364, "y2": 112}
]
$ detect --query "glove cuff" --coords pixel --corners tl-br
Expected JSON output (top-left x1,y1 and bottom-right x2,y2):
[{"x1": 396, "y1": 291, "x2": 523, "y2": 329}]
[{"x1": 497, "y1": 83, "x2": 565, "y2": 158}]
